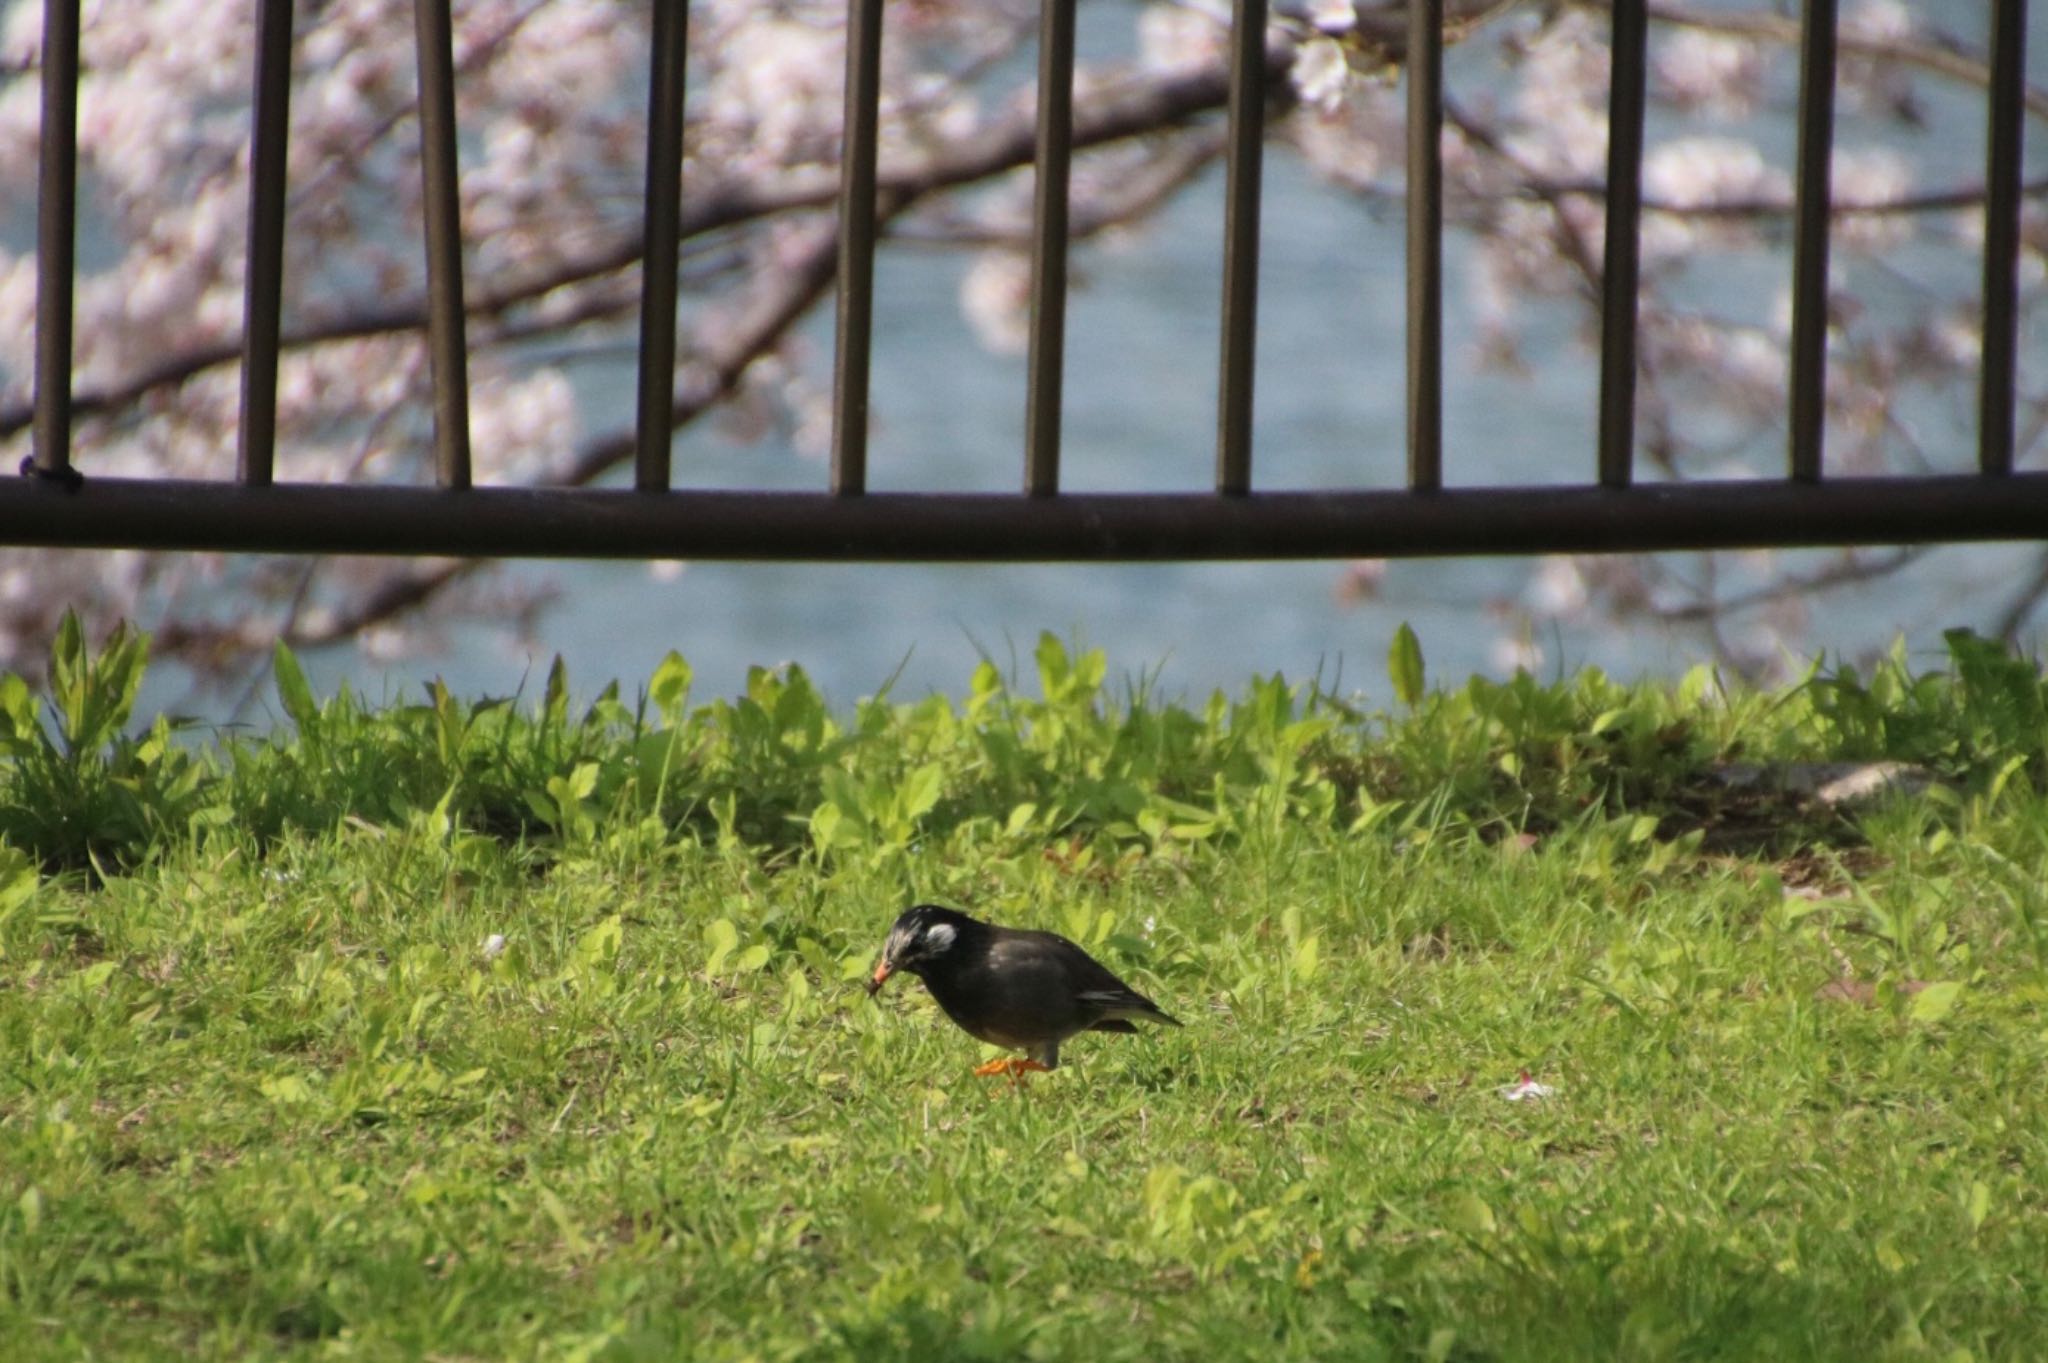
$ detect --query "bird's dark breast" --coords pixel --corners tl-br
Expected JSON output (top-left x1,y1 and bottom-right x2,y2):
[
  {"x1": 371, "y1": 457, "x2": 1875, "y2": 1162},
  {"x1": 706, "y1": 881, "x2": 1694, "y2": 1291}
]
[
  {"x1": 920, "y1": 957, "x2": 1080, "y2": 1049},
  {"x1": 923, "y1": 975, "x2": 1025, "y2": 1046}
]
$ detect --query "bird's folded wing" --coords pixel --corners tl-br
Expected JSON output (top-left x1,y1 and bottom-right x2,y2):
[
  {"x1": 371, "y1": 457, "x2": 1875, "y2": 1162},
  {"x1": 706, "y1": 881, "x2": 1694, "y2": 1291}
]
[{"x1": 1076, "y1": 988, "x2": 1181, "y2": 1026}]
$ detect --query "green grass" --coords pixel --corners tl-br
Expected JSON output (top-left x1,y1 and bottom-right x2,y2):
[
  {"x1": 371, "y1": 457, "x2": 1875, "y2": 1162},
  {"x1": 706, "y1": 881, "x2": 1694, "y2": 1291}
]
[{"x1": 2, "y1": 622, "x2": 2047, "y2": 1359}]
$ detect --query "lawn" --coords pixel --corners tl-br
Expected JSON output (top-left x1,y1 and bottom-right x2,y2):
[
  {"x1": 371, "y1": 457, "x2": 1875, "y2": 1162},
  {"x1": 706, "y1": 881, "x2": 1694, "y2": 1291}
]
[{"x1": 1, "y1": 622, "x2": 2045, "y2": 1360}]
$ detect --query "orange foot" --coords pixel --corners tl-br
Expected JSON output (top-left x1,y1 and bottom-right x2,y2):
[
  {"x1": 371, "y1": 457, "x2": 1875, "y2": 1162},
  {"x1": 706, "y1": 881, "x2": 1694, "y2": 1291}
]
[{"x1": 973, "y1": 1057, "x2": 1051, "y2": 1085}]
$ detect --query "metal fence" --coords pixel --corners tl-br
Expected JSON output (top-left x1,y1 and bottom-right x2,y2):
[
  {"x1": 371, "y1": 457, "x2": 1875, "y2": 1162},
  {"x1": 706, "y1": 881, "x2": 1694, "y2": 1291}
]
[{"x1": 3, "y1": 0, "x2": 2042, "y2": 560}]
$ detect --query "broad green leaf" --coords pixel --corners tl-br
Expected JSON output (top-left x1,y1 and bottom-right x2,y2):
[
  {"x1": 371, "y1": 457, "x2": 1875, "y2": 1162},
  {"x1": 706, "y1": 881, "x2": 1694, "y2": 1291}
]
[
  {"x1": 543, "y1": 654, "x2": 571, "y2": 725},
  {"x1": 969, "y1": 660, "x2": 1002, "y2": 705},
  {"x1": 1075, "y1": 647, "x2": 1107, "y2": 697},
  {"x1": 650, "y1": 651, "x2": 693, "y2": 721},
  {"x1": 273, "y1": 642, "x2": 319, "y2": 733},
  {"x1": 704, "y1": 918, "x2": 738, "y2": 976},
  {"x1": 565, "y1": 762, "x2": 599, "y2": 803},
  {"x1": 1987, "y1": 753, "x2": 2030, "y2": 806},
  {"x1": 1677, "y1": 662, "x2": 1716, "y2": 706},
  {"x1": 49, "y1": 610, "x2": 87, "y2": 743},
  {"x1": 69, "y1": 960, "x2": 117, "y2": 992},
  {"x1": 0, "y1": 848, "x2": 36, "y2": 920},
  {"x1": 261, "y1": 1074, "x2": 315, "y2": 1105},
  {"x1": 1291, "y1": 933, "x2": 1322, "y2": 983},
  {"x1": 809, "y1": 802, "x2": 846, "y2": 850},
  {"x1": 795, "y1": 937, "x2": 836, "y2": 979},
  {"x1": 573, "y1": 915, "x2": 623, "y2": 968},
  {"x1": 819, "y1": 768, "x2": 867, "y2": 825},
  {"x1": 898, "y1": 762, "x2": 944, "y2": 822},
  {"x1": 1389, "y1": 623, "x2": 1425, "y2": 708},
  {"x1": 1035, "y1": 632, "x2": 1072, "y2": 701},
  {"x1": 1443, "y1": 1191, "x2": 1496, "y2": 1238},
  {"x1": 0, "y1": 673, "x2": 36, "y2": 745},
  {"x1": 49, "y1": 613, "x2": 148, "y2": 753},
  {"x1": 1909, "y1": 981, "x2": 1964, "y2": 1023},
  {"x1": 422, "y1": 787, "x2": 455, "y2": 842}
]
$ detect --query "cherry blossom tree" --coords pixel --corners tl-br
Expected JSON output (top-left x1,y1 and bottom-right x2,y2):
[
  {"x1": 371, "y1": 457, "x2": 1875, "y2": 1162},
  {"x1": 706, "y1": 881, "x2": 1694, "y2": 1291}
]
[{"x1": 0, "y1": 0, "x2": 2040, "y2": 683}]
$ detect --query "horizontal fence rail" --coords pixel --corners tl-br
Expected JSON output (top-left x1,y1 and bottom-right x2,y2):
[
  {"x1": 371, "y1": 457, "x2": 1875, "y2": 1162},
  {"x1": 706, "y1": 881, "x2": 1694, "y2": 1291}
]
[
  {"x1": 5, "y1": 0, "x2": 2040, "y2": 561},
  {"x1": 7, "y1": 476, "x2": 2047, "y2": 560}
]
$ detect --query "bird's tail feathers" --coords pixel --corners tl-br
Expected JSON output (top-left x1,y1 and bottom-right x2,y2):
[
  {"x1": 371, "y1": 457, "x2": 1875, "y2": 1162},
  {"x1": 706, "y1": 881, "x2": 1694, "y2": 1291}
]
[{"x1": 1080, "y1": 990, "x2": 1182, "y2": 1028}]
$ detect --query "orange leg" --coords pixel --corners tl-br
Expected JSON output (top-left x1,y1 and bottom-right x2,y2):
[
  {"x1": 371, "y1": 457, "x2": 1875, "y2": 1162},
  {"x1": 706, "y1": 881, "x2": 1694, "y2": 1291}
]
[{"x1": 972, "y1": 1056, "x2": 1052, "y2": 1087}]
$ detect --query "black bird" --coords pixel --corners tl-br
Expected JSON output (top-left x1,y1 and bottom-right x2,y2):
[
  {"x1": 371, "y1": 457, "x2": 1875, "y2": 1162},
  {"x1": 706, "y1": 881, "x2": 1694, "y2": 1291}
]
[{"x1": 866, "y1": 904, "x2": 1180, "y2": 1080}]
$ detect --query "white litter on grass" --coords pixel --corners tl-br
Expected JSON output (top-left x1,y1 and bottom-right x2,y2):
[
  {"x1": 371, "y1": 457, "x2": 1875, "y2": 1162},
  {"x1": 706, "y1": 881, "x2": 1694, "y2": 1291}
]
[
  {"x1": 481, "y1": 933, "x2": 507, "y2": 960},
  {"x1": 1499, "y1": 1071, "x2": 1556, "y2": 1102}
]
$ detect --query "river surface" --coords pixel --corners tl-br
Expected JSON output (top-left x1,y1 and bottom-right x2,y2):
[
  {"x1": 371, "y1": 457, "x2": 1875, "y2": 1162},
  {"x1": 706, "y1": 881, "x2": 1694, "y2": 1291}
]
[
  {"x1": 263, "y1": 135, "x2": 2039, "y2": 720},
  {"x1": 10, "y1": 5, "x2": 2045, "y2": 718}
]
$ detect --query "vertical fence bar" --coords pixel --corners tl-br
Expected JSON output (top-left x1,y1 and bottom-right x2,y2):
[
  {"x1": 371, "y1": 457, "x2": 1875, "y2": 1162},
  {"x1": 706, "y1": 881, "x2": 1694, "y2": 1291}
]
[
  {"x1": 1978, "y1": 0, "x2": 2027, "y2": 478},
  {"x1": 1596, "y1": 0, "x2": 1647, "y2": 489},
  {"x1": 1024, "y1": 0, "x2": 1076, "y2": 498},
  {"x1": 414, "y1": 0, "x2": 472, "y2": 489},
  {"x1": 1405, "y1": 0, "x2": 1442, "y2": 492},
  {"x1": 831, "y1": 0, "x2": 885, "y2": 497},
  {"x1": 1215, "y1": 0, "x2": 1267, "y2": 497},
  {"x1": 634, "y1": 0, "x2": 688, "y2": 493},
  {"x1": 238, "y1": 0, "x2": 295, "y2": 488},
  {"x1": 1786, "y1": 0, "x2": 1838, "y2": 484},
  {"x1": 30, "y1": 0, "x2": 81, "y2": 486}
]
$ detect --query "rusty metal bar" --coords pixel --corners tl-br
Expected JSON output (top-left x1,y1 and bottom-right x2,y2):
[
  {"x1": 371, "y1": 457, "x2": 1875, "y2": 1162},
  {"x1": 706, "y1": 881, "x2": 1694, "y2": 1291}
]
[
  {"x1": 1024, "y1": 0, "x2": 1077, "y2": 498},
  {"x1": 1978, "y1": 0, "x2": 2027, "y2": 478},
  {"x1": 831, "y1": 0, "x2": 885, "y2": 497},
  {"x1": 1597, "y1": 0, "x2": 1647, "y2": 489},
  {"x1": 1215, "y1": 0, "x2": 1267, "y2": 497},
  {"x1": 30, "y1": 0, "x2": 81, "y2": 487},
  {"x1": 634, "y1": 0, "x2": 689, "y2": 493},
  {"x1": 1406, "y1": 0, "x2": 1442, "y2": 492},
  {"x1": 238, "y1": 0, "x2": 296, "y2": 488},
  {"x1": 414, "y1": 0, "x2": 472, "y2": 489},
  {"x1": 6, "y1": 475, "x2": 2047, "y2": 559},
  {"x1": 1787, "y1": 0, "x2": 1838, "y2": 484}
]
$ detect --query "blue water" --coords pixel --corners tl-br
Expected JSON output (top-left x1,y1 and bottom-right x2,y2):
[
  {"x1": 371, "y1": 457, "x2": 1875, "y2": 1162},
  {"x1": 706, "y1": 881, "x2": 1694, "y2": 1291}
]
[
  {"x1": 245, "y1": 142, "x2": 2040, "y2": 723},
  {"x1": 9, "y1": 2, "x2": 2039, "y2": 720}
]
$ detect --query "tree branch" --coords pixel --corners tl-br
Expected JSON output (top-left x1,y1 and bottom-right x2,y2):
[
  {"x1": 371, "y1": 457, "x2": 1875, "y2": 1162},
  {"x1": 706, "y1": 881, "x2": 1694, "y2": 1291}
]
[
  {"x1": 1651, "y1": 547, "x2": 1929, "y2": 623},
  {"x1": 1521, "y1": 175, "x2": 2048, "y2": 220},
  {"x1": 1642, "y1": 1, "x2": 2048, "y2": 126},
  {"x1": 153, "y1": 208, "x2": 863, "y2": 664},
  {"x1": 1, "y1": 50, "x2": 1289, "y2": 441},
  {"x1": 891, "y1": 127, "x2": 1229, "y2": 248}
]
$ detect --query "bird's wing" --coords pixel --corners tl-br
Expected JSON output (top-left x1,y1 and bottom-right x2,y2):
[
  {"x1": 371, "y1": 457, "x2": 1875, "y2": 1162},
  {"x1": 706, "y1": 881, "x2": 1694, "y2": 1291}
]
[
  {"x1": 1075, "y1": 987, "x2": 1181, "y2": 1026},
  {"x1": 1006, "y1": 930, "x2": 1182, "y2": 1027}
]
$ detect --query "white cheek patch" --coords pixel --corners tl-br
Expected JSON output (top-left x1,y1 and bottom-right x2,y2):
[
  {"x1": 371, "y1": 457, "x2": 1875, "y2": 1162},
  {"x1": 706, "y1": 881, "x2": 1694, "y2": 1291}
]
[{"x1": 921, "y1": 922, "x2": 957, "y2": 953}]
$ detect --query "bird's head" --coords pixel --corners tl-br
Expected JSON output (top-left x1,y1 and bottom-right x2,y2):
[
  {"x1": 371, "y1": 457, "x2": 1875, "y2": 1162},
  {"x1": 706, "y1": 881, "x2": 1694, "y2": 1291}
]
[{"x1": 867, "y1": 904, "x2": 974, "y2": 995}]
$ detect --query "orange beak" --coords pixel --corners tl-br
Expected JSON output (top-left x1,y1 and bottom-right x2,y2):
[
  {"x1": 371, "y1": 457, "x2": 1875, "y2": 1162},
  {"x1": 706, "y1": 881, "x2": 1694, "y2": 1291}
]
[{"x1": 866, "y1": 960, "x2": 894, "y2": 996}]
